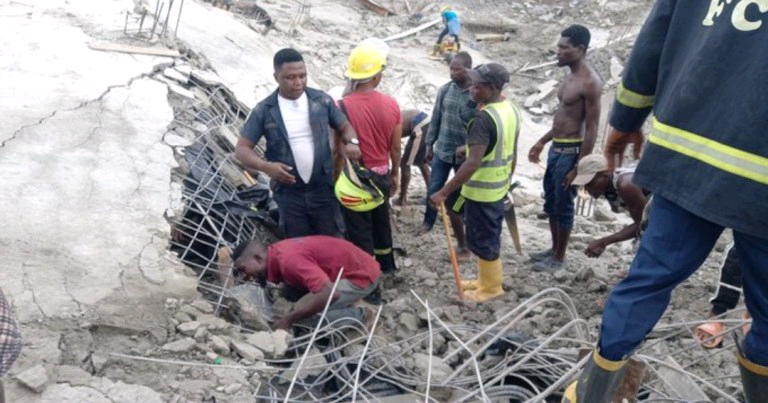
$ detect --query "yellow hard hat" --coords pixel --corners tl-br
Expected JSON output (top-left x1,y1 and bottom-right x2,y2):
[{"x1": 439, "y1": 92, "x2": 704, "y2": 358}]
[
  {"x1": 335, "y1": 159, "x2": 385, "y2": 212},
  {"x1": 440, "y1": 6, "x2": 451, "y2": 12},
  {"x1": 344, "y1": 44, "x2": 386, "y2": 80}
]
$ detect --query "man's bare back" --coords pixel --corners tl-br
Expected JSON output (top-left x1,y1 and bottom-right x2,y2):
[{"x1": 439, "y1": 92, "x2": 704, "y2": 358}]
[{"x1": 551, "y1": 66, "x2": 603, "y2": 140}]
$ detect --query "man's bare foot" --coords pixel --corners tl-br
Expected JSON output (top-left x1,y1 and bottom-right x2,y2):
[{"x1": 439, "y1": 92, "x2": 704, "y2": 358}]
[
  {"x1": 414, "y1": 223, "x2": 431, "y2": 236},
  {"x1": 393, "y1": 196, "x2": 406, "y2": 207},
  {"x1": 456, "y1": 248, "x2": 471, "y2": 263}
]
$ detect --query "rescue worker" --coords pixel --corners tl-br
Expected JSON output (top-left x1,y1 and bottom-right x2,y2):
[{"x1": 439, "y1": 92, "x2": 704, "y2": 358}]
[
  {"x1": 232, "y1": 236, "x2": 379, "y2": 330},
  {"x1": 571, "y1": 154, "x2": 649, "y2": 258},
  {"x1": 562, "y1": 2, "x2": 768, "y2": 402},
  {"x1": 338, "y1": 44, "x2": 402, "y2": 273},
  {"x1": 430, "y1": 6, "x2": 461, "y2": 56},
  {"x1": 430, "y1": 63, "x2": 521, "y2": 302},
  {"x1": 236, "y1": 48, "x2": 360, "y2": 239}
]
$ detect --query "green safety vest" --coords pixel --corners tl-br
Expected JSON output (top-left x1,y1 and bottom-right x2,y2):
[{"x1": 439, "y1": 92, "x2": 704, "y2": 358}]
[{"x1": 461, "y1": 100, "x2": 521, "y2": 202}]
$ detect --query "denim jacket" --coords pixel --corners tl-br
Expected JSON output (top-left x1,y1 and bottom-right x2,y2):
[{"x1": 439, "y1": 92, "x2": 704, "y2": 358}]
[{"x1": 241, "y1": 87, "x2": 347, "y2": 192}]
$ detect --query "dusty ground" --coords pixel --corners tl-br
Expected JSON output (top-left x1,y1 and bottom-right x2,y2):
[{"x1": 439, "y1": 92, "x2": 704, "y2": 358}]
[{"x1": 1, "y1": 0, "x2": 745, "y2": 401}]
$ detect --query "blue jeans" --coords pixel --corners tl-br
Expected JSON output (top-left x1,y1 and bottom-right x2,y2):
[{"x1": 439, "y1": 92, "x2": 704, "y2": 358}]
[
  {"x1": 543, "y1": 146, "x2": 578, "y2": 230},
  {"x1": 600, "y1": 195, "x2": 768, "y2": 365},
  {"x1": 423, "y1": 157, "x2": 462, "y2": 228}
]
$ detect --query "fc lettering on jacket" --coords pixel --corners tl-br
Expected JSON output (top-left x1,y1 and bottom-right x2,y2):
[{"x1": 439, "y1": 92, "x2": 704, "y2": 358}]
[{"x1": 703, "y1": 0, "x2": 768, "y2": 31}]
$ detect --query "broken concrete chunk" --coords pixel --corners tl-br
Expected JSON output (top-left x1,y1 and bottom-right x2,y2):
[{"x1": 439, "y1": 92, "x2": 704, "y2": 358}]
[
  {"x1": 271, "y1": 329, "x2": 291, "y2": 358},
  {"x1": 167, "y1": 83, "x2": 196, "y2": 99},
  {"x1": 194, "y1": 326, "x2": 208, "y2": 342},
  {"x1": 161, "y1": 337, "x2": 197, "y2": 353},
  {"x1": 56, "y1": 365, "x2": 92, "y2": 386},
  {"x1": 246, "y1": 331, "x2": 275, "y2": 355},
  {"x1": 230, "y1": 340, "x2": 265, "y2": 361},
  {"x1": 279, "y1": 348, "x2": 326, "y2": 382},
  {"x1": 91, "y1": 354, "x2": 109, "y2": 373},
  {"x1": 399, "y1": 312, "x2": 421, "y2": 332},
  {"x1": 16, "y1": 364, "x2": 49, "y2": 393},
  {"x1": 196, "y1": 314, "x2": 230, "y2": 332},
  {"x1": 191, "y1": 300, "x2": 214, "y2": 314},
  {"x1": 174, "y1": 311, "x2": 193, "y2": 323},
  {"x1": 225, "y1": 284, "x2": 272, "y2": 331},
  {"x1": 176, "y1": 321, "x2": 202, "y2": 336},
  {"x1": 411, "y1": 353, "x2": 453, "y2": 383},
  {"x1": 224, "y1": 383, "x2": 243, "y2": 394},
  {"x1": 209, "y1": 335, "x2": 231, "y2": 355},
  {"x1": 179, "y1": 305, "x2": 199, "y2": 319}
]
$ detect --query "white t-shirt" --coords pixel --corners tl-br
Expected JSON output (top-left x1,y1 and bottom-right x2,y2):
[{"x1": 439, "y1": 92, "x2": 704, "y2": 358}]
[{"x1": 277, "y1": 93, "x2": 314, "y2": 184}]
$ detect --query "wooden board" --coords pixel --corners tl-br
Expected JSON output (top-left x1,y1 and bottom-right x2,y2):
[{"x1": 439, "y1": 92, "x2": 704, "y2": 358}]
[
  {"x1": 359, "y1": 0, "x2": 396, "y2": 16},
  {"x1": 88, "y1": 41, "x2": 180, "y2": 58}
]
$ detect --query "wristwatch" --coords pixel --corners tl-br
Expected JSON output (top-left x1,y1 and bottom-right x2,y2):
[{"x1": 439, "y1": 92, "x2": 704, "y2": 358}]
[{"x1": 346, "y1": 137, "x2": 360, "y2": 146}]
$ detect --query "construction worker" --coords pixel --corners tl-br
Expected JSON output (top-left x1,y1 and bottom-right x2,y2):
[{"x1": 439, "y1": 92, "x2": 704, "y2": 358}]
[
  {"x1": 338, "y1": 44, "x2": 402, "y2": 273},
  {"x1": 430, "y1": 63, "x2": 521, "y2": 302},
  {"x1": 0, "y1": 288, "x2": 22, "y2": 403},
  {"x1": 527, "y1": 24, "x2": 603, "y2": 273},
  {"x1": 570, "y1": 155, "x2": 649, "y2": 258},
  {"x1": 418, "y1": 52, "x2": 475, "y2": 262},
  {"x1": 394, "y1": 109, "x2": 431, "y2": 207},
  {"x1": 232, "y1": 236, "x2": 379, "y2": 330},
  {"x1": 431, "y1": 6, "x2": 461, "y2": 56},
  {"x1": 562, "y1": 2, "x2": 768, "y2": 402},
  {"x1": 236, "y1": 48, "x2": 361, "y2": 239}
]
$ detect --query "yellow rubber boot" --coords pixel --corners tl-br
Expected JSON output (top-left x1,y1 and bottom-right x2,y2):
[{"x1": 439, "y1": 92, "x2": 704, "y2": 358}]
[
  {"x1": 429, "y1": 44, "x2": 440, "y2": 57},
  {"x1": 460, "y1": 279, "x2": 479, "y2": 291},
  {"x1": 562, "y1": 350, "x2": 627, "y2": 403},
  {"x1": 737, "y1": 350, "x2": 768, "y2": 402},
  {"x1": 463, "y1": 258, "x2": 503, "y2": 302}
]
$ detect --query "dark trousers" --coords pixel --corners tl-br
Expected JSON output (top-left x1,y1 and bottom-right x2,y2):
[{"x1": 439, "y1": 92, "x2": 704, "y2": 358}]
[
  {"x1": 464, "y1": 198, "x2": 504, "y2": 261},
  {"x1": 543, "y1": 144, "x2": 579, "y2": 230},
  {"x1": 711, "y1": 241, "x2": 742, "y2": 316},
  {"x1": 599, "y1": 195, "x2": 768, "y2": 365},
  {"x1": 273, "y1": 185, "x2": 342, "y2": 239},
  {"x1": 437, "y1": 27, "x2": 460, "y2": 46},
  {"x1": 342, "y1": 173, "x2": 396, "y2": 272},
  {"x1": 423, "y1": 157, "x2": 463, "y2": 228}
]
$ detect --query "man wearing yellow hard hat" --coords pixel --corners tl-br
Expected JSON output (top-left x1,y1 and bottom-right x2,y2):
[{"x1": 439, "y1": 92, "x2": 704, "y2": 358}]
[{"x1": 336, "y1": 44, "x2": 402, "y2": 274}]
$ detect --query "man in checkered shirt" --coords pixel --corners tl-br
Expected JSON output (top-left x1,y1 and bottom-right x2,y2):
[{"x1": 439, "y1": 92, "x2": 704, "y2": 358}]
[{"x1": 0, "y1": 288, "x2": 22, "y2": 403}]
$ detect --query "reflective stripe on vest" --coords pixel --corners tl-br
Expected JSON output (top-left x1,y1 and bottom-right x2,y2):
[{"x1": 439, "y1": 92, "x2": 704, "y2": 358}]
[
  {"x1": 648, "y1": 117, "x2": 768, "y2": 185},
  {"x1": 616, "y1": 82, "x2": 655, "y2": 109},
  {"x1": 462, "y1": 101, "x2": 520, "y2": 202}
]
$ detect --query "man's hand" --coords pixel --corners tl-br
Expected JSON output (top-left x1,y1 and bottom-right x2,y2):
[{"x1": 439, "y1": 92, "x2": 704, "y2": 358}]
[
  {"x1": 429, "y1": 189, "x2": 447, "y2": 209},
  {"x1": 271, "y1": 313, "x2": 292, "y2": 331},
  {"x1": 345, "y1": 143, "x2": 362, "y2": 161},
  {"x1": 264, "y1": 162, "x2": 296, "y2": 184},
  {"x1": 585, "y1": 239, "x2": 608, "y2": 258},
  {"x1": 563, "y1": 168, "x2": 577, "y2": 189},
  {"x1": 528, "y1": 142, "x2": 545, "y2": 164},
  {"x1": 604, "y1": 128, "x2": 644, "y2": 170},
  {"x1": 455, "y1": 145, "x2": 467, "y2": 159},
  {"x1": 425, "y1": 146, "x2": 434, "y2": 164}
]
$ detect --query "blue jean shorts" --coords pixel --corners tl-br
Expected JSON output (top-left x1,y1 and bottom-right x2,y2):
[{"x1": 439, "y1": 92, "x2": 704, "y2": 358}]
[{"x1": 543, "y1": 143, "x2": 579, "y2": 230}]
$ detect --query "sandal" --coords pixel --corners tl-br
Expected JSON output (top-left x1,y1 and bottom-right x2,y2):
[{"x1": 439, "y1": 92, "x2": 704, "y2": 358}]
[{"x1": 694, "y1": 321, "x2": 725, "y2": 349}]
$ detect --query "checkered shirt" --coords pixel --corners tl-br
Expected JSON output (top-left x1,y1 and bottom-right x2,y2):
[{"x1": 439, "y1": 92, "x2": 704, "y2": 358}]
[{"x1": 0, "y1": 288, "x2": 22, "y2": 377}]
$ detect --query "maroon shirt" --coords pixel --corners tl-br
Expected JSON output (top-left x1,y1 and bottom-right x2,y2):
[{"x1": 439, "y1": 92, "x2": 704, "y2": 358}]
[
  {"x1": 265, "y1": 236, "x2": 380, "y2": 293},
  {"x1": 342, "y1": 91, "x2": 401, "y2": 170}
]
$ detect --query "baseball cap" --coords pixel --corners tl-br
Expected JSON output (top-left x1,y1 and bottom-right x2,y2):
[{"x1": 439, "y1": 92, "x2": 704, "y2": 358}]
[
  {"x1": 571, "y1": 154, "x2": 608, "y2": 186},
  {"x1": 467, "y1": 63, "x2": 510, "y2": 89}
]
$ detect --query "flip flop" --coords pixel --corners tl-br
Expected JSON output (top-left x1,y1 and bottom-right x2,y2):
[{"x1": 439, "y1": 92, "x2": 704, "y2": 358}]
[{"x1": 694, "y1": 322, "x2": 725, "y2": 349}]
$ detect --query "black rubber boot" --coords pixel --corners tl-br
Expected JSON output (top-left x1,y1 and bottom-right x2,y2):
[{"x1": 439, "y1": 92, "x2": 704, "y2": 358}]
[
  {"x1": 737, "y1": 351, "x2": 768, "y2": 403},
  {"x1": 562, "y1": 349, "x2": 627, "y2": 403}
]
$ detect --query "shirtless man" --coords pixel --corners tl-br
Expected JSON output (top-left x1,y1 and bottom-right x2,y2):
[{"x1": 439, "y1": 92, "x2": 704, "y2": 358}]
[{"x1": 527, "y1": 24, "x2": 603, "y2": 272}]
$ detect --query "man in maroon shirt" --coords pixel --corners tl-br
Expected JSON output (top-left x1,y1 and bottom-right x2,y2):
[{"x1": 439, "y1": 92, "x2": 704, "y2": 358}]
[{"x1": 232, "y1": 236, "x2": 380, "y2": 330}]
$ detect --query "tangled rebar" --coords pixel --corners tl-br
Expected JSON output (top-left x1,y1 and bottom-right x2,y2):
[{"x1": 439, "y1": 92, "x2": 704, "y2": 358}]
[{"x1": 159, "y1": 65, "x2": 749, "y2": 403}]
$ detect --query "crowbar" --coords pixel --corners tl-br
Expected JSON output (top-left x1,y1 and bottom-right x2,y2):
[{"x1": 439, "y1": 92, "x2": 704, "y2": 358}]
[{"x1": 439, "y1": 203, "x2": 464, "y2": 300}]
